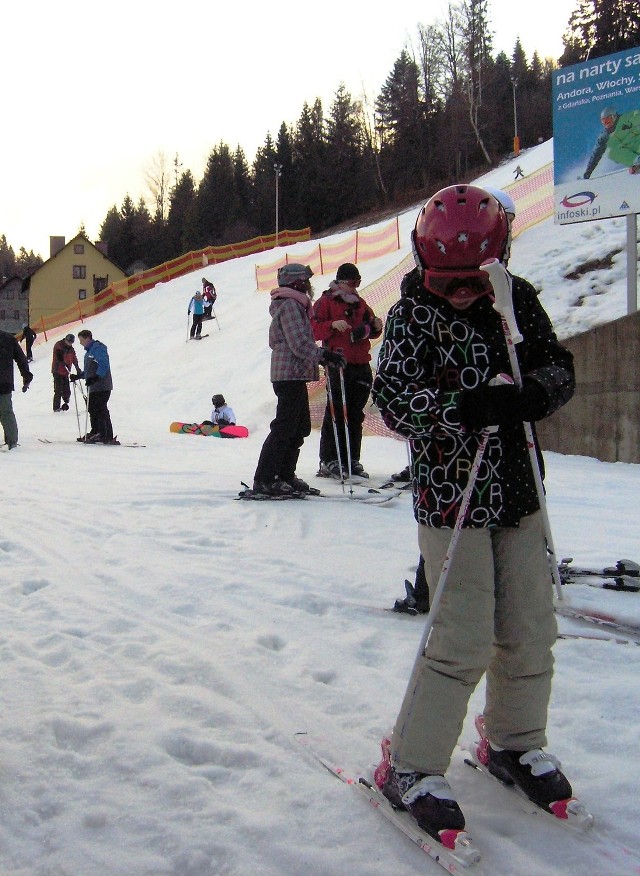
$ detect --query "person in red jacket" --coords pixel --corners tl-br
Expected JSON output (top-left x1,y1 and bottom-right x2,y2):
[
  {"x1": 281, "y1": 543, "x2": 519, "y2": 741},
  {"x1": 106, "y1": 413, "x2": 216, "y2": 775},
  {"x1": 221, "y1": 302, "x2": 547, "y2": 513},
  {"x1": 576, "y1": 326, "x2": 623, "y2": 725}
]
[
  {"x1": 312, "y1": 263, "x2": 383, "y2": 478},
  {"x1": 51, "y1": 334, "x2": 81, "y2": 412}
]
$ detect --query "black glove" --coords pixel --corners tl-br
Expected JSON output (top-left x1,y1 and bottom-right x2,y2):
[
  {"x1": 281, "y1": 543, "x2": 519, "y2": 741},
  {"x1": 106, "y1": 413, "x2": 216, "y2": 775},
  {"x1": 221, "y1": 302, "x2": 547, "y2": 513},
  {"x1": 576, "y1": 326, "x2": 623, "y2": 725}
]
[
  {"x1": 22, "y1": 373, "x2": 33, "y2": 393},
  {"x1": 458, "y1": 378, "x2": 548, "y2": 431},
  {"x1": 320, "y1": 349, "x2": 347, "y2": 370},
  {"x1": 70, "y1": 371, "x2": 84, "y2": 382},
  {"x1": 85, "y1": 376, "x2": 97, "y2": 387},
  {"x1": 350, "y1": 324, "x2": 370, "y2": 342}
]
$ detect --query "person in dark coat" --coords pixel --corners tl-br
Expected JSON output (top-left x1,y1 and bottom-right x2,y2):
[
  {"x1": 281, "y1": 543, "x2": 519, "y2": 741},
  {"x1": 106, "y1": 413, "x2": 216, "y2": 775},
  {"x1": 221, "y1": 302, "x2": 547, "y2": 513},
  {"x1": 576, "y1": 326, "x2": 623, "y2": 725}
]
[
  {"x1": 20, "y1": 324, "x2": 37, "y2": 361},
  {"x1": 0, "y1": 329, "x2": 33, "y2": 449},
  {"x1": 71, "y1": 329, "x2": 115, "y2": 443},
  {"x1": 372, "y1": 184, "x2": 576, "y2": 846},
  {"x1": 201, "y1": 278, "x2": 217, "y2": 320},
  {"x1": 51, "y1": 334, "x2": 81, "y2": 412}
]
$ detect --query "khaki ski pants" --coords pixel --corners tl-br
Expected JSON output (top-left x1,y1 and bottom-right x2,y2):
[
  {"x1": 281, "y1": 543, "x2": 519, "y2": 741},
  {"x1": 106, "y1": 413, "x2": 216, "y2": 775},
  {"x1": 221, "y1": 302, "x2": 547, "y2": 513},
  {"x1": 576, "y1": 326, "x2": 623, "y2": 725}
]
[{"x1": 391, "y1": 510, "x2": 557, "y2": 775}]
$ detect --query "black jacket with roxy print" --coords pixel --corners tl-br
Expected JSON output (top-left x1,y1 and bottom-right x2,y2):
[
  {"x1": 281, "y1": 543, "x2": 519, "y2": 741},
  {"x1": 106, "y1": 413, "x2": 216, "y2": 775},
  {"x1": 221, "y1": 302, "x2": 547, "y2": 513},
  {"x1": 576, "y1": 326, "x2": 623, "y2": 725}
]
[{"x1": 372, "y1": 268, "x2": 575, "y2": 528}]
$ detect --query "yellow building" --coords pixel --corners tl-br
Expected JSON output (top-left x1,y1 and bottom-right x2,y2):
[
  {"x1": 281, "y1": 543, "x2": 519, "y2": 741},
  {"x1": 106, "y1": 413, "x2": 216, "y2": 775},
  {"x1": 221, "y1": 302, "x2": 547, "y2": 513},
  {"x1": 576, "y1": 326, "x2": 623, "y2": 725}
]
[{"x1": 25, "y1": 234, "x2": 126, "y2": 328}]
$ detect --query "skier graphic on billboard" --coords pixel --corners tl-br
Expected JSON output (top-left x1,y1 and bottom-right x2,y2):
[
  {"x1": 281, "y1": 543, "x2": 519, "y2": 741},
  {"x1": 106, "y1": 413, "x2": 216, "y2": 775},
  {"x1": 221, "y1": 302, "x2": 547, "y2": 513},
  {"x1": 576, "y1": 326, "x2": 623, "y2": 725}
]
[
  {"x1": 582, "y1": 106, "x2": 640, "y2": 178},
  {"x1": 553, "y1": 45, "x2": 640, "y2": 224}
]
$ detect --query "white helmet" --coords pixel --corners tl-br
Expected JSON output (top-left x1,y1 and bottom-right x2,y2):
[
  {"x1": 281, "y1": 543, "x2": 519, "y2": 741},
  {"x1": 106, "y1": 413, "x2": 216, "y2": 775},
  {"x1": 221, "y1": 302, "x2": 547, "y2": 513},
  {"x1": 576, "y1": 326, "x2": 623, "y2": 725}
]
[{"x1": 483, "y1": 185, "x2": 516, "y2": 218}]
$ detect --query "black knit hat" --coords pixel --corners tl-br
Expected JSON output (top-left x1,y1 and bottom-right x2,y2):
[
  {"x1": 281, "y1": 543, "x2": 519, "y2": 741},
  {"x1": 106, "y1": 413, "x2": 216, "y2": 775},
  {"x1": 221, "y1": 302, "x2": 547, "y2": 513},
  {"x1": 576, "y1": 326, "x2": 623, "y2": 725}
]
[{"x1": 336, "y1": 262, "x2": 361, "y2": 283}]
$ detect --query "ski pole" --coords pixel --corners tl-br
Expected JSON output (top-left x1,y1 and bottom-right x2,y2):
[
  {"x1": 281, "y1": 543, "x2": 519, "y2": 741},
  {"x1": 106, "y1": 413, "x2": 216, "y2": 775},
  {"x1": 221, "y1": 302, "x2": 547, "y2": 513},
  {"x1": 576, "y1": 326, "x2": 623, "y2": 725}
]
[
  {"x1": 481, "y1": 258, "x2": 564, "y2": 601},
  {"x1": 186, "y1": 313, "x2": 191, "y2": 342},
  {"x1": 338, "y1": 366, "x2": 355, "y2": 496},
  {"x1": 72, "y1": 378, "x2": 82, "y2": 439},
  {"x1": 412, "y1": 428, "x2": 493, "y2": 670},
  {"x1": 397, "y1": 425, "x2": 495, "y2": 743},
  {"x1": 84, "y1": 384, "x2": 90, "y2": 441},
  {"x1": 325, "y1": 367, "x2": 346, "y2": 494},
  {"x1": 211, "y1": 305, "x2": 221, "y2": 331}
]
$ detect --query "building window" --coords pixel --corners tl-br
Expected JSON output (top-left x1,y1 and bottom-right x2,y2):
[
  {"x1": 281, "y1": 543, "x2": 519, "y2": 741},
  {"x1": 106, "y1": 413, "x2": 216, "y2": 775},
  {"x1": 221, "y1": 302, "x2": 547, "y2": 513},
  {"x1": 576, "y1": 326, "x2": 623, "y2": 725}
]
[
  {"x1": 13, "y1": 310, "x2": 19, "y2": 319},
  {"x1": 5, "y1": 289, "x2": 14, "y2": 299},
  {"x1": 73, "y1": 265, "x2": 86, "y2": 279},
  {"x1": 79, "y1": 289, "x2": 87, "y2": 300},
  {"x1": 74, "y1": 244, "x2": 85, "y2": 254},
  {"x1": 0, "y1": 310, "x2": 5, "y2": 320}
]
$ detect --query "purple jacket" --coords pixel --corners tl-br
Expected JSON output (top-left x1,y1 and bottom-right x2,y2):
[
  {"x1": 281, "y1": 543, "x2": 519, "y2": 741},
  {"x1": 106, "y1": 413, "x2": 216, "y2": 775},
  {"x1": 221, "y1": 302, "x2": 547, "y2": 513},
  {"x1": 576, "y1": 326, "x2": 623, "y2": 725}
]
[{"x1": 268, "y1": 287, "x2": 323, "y2": 382}]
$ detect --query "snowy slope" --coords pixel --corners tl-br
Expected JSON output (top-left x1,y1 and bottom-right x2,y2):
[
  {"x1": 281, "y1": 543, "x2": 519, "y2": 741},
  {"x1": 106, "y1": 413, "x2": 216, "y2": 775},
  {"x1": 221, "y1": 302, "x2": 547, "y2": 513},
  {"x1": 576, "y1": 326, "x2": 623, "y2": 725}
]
[{"x1": 1, "y1": 141, "x2": 639, "y2": 876}]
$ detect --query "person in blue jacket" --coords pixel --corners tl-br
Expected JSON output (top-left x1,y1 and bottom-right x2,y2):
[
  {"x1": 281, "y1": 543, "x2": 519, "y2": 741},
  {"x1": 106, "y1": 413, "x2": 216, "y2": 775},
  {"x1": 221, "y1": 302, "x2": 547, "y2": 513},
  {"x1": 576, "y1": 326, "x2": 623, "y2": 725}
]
[
  {"x1": 188, "y1": 291, "x2": 205, "y2": 339},
  {"x1": 70, "y1": 329, "x2": 115, "y2": 443}
]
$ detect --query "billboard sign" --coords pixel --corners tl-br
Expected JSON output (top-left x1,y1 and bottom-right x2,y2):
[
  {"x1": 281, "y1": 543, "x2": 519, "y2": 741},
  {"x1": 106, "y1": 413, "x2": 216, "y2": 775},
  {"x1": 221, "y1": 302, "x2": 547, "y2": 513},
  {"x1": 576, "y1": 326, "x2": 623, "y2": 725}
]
[{"x1": 553, "y1": 46, "x2": 640, "y2": 225}]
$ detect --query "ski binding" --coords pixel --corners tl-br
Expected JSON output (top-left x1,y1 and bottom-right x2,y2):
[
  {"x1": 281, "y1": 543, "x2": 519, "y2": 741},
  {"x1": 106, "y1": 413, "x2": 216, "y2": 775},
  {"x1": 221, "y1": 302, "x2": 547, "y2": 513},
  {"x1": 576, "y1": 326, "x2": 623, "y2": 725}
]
[{"x1": 466, "y1": 715, "x2": 594, "y2": 831}]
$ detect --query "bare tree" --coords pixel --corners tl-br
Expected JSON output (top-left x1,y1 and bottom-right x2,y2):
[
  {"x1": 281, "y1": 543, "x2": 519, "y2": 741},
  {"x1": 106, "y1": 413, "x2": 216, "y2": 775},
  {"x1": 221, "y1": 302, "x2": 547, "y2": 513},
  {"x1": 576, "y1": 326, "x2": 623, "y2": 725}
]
[
  {"x1": 145, "y1": 151, "x2": 171, "y2": 222},
  {"x1": 355, "y1": 85, "x2": 389, "y2": 203},
  {"x1": 459, "y1": 0, "x2": 493, "y2": 164}
]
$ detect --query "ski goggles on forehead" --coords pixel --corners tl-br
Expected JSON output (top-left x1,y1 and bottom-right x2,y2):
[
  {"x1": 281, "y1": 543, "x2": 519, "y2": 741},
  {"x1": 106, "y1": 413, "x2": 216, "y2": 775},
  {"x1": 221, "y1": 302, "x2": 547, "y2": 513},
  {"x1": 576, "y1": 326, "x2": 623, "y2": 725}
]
[{"x1": 422, "y1": 268, "x2": 495, "y2": 300}]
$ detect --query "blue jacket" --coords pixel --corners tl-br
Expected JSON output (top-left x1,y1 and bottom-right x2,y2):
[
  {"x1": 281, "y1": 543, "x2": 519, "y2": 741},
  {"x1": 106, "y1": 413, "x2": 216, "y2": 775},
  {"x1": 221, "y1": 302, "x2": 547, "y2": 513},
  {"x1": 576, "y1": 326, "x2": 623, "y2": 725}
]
[
  {"x1": 83, "y1": 339, "x2": 113, "y2": 392},
  {"x1": 189, "y1": 295, "x2": 205, "y2": 316}
]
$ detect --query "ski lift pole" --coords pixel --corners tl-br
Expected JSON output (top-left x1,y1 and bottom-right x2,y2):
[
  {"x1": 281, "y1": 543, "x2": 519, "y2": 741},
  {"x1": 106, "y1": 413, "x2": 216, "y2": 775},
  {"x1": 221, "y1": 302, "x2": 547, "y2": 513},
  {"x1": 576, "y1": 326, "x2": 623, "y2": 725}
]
[{"x1": 481, "y1": 258, "x2": 564, "y2": 601}]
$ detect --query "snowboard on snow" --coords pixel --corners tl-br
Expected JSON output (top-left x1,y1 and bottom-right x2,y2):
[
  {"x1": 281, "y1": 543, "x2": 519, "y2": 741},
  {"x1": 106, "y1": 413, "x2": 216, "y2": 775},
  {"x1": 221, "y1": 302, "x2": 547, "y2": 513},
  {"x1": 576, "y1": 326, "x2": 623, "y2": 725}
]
[{"x1": 170, "y1": 422, "x2": 249, "y2": 438}]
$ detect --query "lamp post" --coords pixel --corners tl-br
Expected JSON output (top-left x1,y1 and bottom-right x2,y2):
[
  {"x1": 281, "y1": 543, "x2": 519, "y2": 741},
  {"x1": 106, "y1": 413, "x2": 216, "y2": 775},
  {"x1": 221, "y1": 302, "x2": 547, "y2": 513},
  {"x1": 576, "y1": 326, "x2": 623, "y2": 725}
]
[
  {"x1": 511, "y1": 77, "x2": 520, "y2": 156},
  {"x1": 274, "y1": 163, "x2": 283, "y2": 245}
]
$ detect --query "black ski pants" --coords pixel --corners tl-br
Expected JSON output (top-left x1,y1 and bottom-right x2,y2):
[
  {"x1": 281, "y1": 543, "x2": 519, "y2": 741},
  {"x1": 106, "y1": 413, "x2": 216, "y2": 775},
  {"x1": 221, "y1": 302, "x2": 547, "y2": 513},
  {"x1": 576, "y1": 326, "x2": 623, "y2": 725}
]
[
  {"x1": 319, "y1": 362, "x2": 372, "y2": 465},
  {"x1": 87, "y1": 389, "x2": 113, "y2": 442},
  {"x1": 254, "y1": 380, "x2": 311, "y2": 485},
  {"x1": 190, "y1": 314, "x2": 203, "y2": 337},
  {"x1": 53, "y1": 374, "x2": 71, "y2": 410}
]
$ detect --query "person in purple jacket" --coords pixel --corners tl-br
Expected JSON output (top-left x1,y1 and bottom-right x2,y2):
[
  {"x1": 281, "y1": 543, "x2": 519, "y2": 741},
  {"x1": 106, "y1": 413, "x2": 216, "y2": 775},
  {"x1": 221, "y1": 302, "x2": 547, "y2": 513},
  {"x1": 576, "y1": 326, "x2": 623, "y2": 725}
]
[{"x1": 252, "y1": 264, "x2": 345, "y2": 497}]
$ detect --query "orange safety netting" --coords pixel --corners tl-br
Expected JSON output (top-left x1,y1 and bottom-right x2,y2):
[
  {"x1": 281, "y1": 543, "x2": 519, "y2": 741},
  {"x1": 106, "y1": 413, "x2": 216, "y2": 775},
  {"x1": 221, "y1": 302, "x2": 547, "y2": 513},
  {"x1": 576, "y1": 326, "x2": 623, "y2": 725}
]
[
  {"x1": 36, "y1": 227, "x2": 311, "y2": 336},
  {"x1": 507, "y1": 163, "x2": 554, "y2": 238},
  {"x1": 255, "y1": 218, "x2": 400, "y2": 291},
  {"x1": 306, "y1": 164, "x2": 555, "y2": 438}
]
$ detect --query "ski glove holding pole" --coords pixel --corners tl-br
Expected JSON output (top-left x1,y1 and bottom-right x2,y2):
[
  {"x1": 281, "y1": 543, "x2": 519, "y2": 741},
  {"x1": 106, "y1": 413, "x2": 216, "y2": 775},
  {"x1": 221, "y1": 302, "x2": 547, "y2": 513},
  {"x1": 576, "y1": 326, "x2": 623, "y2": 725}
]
[
  {"x1": 70, "y1": 371, "x2": 84, "y2": 382},
  {"x1": 319, "y1": 349, "x2": 347, "y2": 370},
  {"x1": 458, "y1": 378, "x2": 549, "y2": 431}
]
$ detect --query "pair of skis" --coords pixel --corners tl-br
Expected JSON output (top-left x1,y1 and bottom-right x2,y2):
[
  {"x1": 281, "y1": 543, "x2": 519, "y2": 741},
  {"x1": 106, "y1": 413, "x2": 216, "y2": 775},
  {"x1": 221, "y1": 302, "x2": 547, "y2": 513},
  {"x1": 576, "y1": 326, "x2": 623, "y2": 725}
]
[
  {"x1": 298, "y1": 725, "x2": 639, "y2": 875},
  {"x1": 558, "y1": 558, "x2": 639, "y2": 592},
  {"x1": 237, "y1": 482, "x2": 400, "y2": 505}
]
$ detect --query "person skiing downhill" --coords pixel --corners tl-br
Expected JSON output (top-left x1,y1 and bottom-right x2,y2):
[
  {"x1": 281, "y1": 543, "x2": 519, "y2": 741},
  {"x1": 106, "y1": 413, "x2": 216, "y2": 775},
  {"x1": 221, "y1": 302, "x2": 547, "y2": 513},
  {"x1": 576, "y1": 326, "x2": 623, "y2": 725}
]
[
  {"x1": 252, "y1": 263, "x2": 345, "y2": 497},
  {"x1": 583, "y1": 106, "x2": 640, "y2": 178},
  {"x1": 372, "y1": 184, "x2": 576, "y2": 847},
  {"x1": 312, "y1": 262, "x2": 383, "y2": 479}
]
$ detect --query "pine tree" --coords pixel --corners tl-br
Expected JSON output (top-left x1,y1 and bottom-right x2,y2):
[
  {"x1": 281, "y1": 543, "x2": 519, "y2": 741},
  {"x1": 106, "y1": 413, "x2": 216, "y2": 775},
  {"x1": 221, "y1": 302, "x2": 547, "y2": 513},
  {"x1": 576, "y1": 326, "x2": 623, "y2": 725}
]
[
  {"x1": 324, "y1": 84, "x2": 373, "y2": 225},
  {"x1": 376, "y1": 49, "x2": 427, "y2": 195},
  {"x1": 291, "y1": 99, "x2": 330, "y2": 230},
  {"x1": 166, "y1": 171, "x2": 198, "y2": 258}
]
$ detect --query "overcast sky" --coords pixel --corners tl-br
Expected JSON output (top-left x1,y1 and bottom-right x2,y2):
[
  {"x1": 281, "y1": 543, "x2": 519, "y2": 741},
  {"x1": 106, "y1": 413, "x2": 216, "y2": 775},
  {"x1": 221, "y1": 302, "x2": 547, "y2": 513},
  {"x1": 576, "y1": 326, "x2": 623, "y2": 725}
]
[{"x1": 3, "y1": 0, "x2": 577, "y2": 259}]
